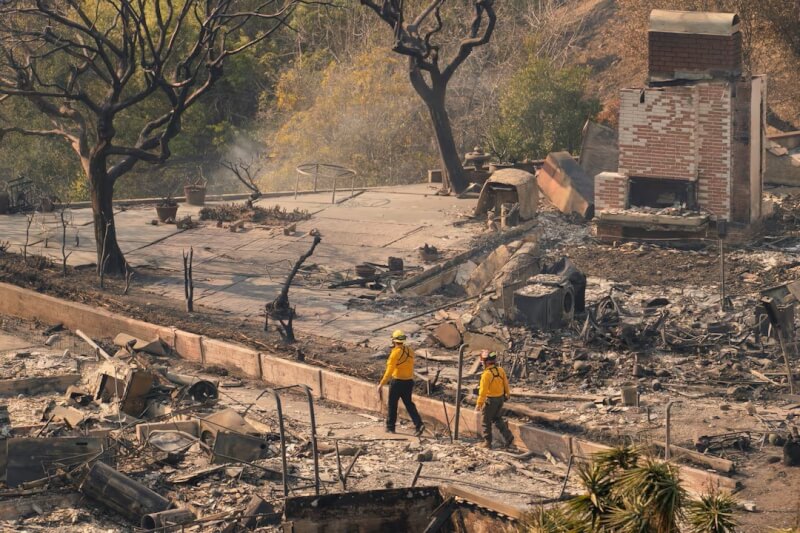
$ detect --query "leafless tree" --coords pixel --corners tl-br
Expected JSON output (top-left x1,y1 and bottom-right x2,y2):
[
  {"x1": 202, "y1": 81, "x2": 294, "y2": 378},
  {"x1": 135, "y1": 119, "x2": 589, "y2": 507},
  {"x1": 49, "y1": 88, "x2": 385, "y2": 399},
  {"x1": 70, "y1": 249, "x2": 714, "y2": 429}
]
[
  {"x1": 0, "y1": 0, "x2": 306, "y2": 274},
  {"x1": 361, "y1": 0, "x2": 496, "y2": 194},
  {"x1": 266, "y1": 234, "x2": 321, "y2": 342},
  {"x1": 221, "y1": 154, "x2": 265, "y2": 201}
]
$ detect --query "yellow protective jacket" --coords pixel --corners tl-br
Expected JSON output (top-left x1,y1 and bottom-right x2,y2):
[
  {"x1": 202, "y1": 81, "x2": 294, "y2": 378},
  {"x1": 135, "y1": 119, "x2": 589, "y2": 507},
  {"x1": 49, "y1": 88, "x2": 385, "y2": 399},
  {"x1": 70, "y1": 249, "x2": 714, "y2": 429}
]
[
  {"x1": 476, "y1": 365, "x2": 510, "y2": 408},
  {"x1": 379, "y1": 345, "x2": 415, "y2": 385}
]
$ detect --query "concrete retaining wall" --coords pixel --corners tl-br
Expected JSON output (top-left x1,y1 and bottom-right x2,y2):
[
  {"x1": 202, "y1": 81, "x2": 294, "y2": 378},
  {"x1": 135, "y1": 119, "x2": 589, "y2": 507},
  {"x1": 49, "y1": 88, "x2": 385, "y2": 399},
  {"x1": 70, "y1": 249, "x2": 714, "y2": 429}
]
[{"x1": 0, "y1": 282, "x2": 738, "y2": 494}]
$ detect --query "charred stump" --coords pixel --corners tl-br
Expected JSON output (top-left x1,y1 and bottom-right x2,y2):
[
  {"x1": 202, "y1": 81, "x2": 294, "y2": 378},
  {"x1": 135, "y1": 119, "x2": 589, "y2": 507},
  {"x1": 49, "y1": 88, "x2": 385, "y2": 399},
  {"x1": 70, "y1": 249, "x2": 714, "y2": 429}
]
[{"x1": 266, "y1": 235, "x2": 321, "y2": 342}]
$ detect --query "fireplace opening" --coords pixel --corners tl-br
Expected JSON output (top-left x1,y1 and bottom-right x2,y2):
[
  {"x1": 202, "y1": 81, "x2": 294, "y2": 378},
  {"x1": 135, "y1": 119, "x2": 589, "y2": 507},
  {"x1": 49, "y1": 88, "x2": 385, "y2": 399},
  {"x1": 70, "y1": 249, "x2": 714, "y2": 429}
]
[{"x1": 628, "y1": 177, "x2": 697, "y2": 210}]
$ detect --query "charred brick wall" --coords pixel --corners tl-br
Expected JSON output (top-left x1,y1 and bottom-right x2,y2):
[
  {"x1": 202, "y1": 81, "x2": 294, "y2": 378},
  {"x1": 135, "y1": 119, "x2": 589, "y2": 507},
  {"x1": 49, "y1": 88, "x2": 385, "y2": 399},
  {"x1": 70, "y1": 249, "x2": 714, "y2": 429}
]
[
  {"x1": 594, "y1": 172, "x2": 628, "y2": 211},
  {"x1": 618, "y1": 87, "x2": 697, "y2": 180},
  {"x1": 648, "y1": 31, "x2": 742, "y2": 79},
  {"x1": 616, "y1": 83, "x2": 732, "y2": 219}
]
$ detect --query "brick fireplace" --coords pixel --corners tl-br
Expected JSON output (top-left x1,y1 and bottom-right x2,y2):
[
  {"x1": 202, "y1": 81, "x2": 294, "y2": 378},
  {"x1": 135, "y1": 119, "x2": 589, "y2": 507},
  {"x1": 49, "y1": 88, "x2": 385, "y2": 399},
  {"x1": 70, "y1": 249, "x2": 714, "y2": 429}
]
[{"x1": 595, "y1": 9, "x2": 765, "y2": 236}]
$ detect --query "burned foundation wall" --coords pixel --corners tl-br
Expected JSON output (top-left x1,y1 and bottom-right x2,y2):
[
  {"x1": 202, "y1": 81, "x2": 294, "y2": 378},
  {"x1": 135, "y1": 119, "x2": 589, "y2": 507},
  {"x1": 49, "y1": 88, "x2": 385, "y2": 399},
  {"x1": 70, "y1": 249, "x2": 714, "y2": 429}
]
[{"x1": 282, "y1": 487, "x2": 441, "y2": 533}]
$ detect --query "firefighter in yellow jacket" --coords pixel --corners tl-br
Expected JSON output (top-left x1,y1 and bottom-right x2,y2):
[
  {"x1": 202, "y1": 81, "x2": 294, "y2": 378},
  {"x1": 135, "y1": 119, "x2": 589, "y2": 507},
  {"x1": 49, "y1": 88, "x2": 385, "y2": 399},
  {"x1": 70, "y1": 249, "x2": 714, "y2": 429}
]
[
  {"x1": 376, "y1": 330, "x2": 425, "y2": 436},
  {"x1": 475, "y1": 350, "x2": 514, "y2": 449}
]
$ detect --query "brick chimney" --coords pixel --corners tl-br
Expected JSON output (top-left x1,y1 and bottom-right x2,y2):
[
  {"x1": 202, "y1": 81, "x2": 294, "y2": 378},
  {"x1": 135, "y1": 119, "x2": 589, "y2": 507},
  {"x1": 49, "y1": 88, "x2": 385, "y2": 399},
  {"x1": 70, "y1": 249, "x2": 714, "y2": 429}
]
[{"x1": 648, "y1": 9, "x2": 742, "y2": 83}]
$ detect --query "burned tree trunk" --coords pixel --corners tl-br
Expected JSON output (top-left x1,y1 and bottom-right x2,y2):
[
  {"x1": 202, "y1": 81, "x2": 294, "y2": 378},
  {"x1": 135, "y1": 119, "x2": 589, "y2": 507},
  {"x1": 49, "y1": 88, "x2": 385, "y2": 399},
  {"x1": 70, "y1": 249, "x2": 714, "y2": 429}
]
[
  {"x1": 266, "y1": 235, "x2": 322, "y2": 342},
  {"x1": 183, "y1": 247, "x2": 194, "y2": 313},
  {"x1": 413, "y1": 74, "x2": 466, "y2": 193},
  {"x1": 91, "y1": 171, "x2": 126, "y2": 275}
]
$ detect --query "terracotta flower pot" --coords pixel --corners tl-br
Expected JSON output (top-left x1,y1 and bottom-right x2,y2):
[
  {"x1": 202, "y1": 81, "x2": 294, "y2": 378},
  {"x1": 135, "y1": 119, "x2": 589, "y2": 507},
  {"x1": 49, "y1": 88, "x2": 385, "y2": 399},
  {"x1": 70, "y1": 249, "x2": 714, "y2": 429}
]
[
  {"x1": 156, "y1": 205, "x2": 179, "y2": 223},
  {"x1": 184, "y1": 185, "x2": 206, "y2": 206}
]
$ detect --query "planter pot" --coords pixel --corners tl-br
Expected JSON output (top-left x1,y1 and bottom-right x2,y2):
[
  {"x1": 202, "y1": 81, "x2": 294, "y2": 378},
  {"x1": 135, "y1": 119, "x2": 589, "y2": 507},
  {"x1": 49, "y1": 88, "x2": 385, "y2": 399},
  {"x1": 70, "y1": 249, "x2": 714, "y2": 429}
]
[
  {"x1": 184, "y1": 185, "x2": 206, "y2": 206},
  {"x1": 156, "y1": 205, "x2": 179, "y2": 223},
  {"x1": 0, "y1": 192, "x2": 8, "y2": 215}
]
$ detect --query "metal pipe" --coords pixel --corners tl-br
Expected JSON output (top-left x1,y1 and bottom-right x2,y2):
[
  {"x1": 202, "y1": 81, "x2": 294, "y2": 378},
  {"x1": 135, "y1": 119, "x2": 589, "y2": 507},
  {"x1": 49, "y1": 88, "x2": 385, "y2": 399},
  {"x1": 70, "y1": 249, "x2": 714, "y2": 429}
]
[
  {"x1": 334, "y1": 440, "x2": 344, "y2": 490},
  {"x1": 665, "y1": 400, "x2": 682, "y2": 461},
  {"x1": 371, "y1": 292, "x2": 490, "y2": 333},
  {"x1": 441, "y1": 399, "x2": 453, "y2": 443},
  {"x1": 264, "y1": 388, "x2": 289, "y2": 497},
  {"x1": 559, "y1": 455, "x2": 574, "y2": 500},
  {"x1": 411, "y1": 463, "x2": 423, "y2": 487},
  {"x1": 342, "y1": 449, "x2": 361, "y2": 490},
  {"x1": 454, "y1": 344, "x2": 468, "y2": 440},
  {"x1": 301, "y1": 385, "x2": 320, "y2": 495}
]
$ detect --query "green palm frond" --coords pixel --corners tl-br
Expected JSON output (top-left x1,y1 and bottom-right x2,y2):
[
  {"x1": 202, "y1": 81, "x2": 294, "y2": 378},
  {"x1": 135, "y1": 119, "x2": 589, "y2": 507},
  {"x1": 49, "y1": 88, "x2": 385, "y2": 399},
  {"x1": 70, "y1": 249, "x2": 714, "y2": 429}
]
[
  {"x1": 686, "y1": 489, "x2": 738, "y2": 533},
  {"x1": 592, "y1": 445, "x2": 641, "y2": 475},
  {"x1": 565, "y1": 461, "x2": 615, "y2": 528},
  {"x1": 614, "y1": 458, "x2": 685, "y2": 532},
  {"x1": 604, "y1": 497, "x2": 652, "y2": 533},
  {"x1": 522, "y1": 505, "x2": 582, "y2": 533}
]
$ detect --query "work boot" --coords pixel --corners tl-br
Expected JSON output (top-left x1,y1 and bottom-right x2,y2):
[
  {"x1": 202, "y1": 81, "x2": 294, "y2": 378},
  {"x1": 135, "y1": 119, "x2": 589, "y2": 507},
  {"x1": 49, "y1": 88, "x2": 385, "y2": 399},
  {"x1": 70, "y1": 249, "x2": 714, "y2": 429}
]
[
  {"x1": 414, "y1": 424, "x2": 425, "y2": 437},
  {"x1": 385, "y1": 427, "x2": 395, "y2": 434},
  {"x1": 503, "y1": 437, "x2": 515, "y2": 450},
  {"x1": 478, "y1": 441, "x2": 492, "y2": 450}
]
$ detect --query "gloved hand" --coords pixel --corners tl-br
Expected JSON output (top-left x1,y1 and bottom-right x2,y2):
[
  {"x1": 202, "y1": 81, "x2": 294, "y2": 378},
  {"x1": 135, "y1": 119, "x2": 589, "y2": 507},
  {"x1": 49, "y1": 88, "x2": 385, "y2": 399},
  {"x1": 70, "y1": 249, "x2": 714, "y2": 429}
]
[
  {"x1": 475, "y1": 404, "x2": 483, "y2": 413},
  {"x1": 505, "y1": 395, "x2": 510, "y2": 401},
  {"x1": 375, "y1": 384, "x2": 382, "y2": 394}
]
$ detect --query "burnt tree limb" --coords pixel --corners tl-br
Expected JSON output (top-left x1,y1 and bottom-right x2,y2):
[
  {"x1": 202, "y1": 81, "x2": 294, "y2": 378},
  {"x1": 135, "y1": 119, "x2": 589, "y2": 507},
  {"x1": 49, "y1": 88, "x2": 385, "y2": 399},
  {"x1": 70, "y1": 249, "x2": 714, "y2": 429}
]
[{"x1": 266, "y1": 235, "x2": 322, "y2": 342}]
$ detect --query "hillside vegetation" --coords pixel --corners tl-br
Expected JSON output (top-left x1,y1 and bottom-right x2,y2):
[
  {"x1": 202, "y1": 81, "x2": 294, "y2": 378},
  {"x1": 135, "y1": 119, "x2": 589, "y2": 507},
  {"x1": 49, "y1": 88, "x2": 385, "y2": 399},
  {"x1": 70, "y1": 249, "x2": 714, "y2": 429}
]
[{"x1": 1, "y1": 0, "x2": 797, "y2": 201}]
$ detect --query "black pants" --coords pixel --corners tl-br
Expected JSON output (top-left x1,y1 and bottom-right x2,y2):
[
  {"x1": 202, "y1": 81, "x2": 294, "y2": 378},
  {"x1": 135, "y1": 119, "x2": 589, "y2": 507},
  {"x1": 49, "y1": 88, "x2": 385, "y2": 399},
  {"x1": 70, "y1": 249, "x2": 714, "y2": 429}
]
[
  {"x1": 386, "y1": 379, "x2": 423, "y2": 431},
  {"x1": 482, "y1": 396, "x2": 513, "y2": 445}
]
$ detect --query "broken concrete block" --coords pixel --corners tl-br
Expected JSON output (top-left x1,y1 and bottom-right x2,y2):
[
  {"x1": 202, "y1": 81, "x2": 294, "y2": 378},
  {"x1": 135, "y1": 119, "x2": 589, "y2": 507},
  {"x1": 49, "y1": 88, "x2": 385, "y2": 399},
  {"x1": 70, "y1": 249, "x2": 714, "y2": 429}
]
[
  {"x1": 431, "y1": 322, "x2": 462, "y2": 349},
  {"x1": 474, "y1": 169, "x2": 538, "y2": 221},
  {"x1": 464, "y1": 245, "x2": 512, "y2": 296},
  {"x1": 50, "y1": 405, "x2": 87, "y2": 428},
  {"x1": 454, "y1": 260, "x2": 477, "y2": 286},
  {"x1": 461, "y1": 332, "x2": 506, "y2": 355},
  {"x1": 537, "y1": 151, "x2": 595, "y2": 220},
  {"x1": 491, "y1": 241, "x2": 541, "y2": 318},
  {"x1": 113, "y1": 334, "x2": 168, "y2": 356},
  {"x1": 284, "y1": 224, "x2": 296, "y2": 235}
]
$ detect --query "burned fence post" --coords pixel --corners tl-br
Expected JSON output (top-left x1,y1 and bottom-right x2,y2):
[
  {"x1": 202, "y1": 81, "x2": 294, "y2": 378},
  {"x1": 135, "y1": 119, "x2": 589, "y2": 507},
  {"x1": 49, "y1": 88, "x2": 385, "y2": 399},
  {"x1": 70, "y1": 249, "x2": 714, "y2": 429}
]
[
  {"x1": 266, "y1": 234, "x2": 321, "y2": 342},
  {"x1": 22, "y1": 213, "x2": 33, "y2": 263},
  {"x1": 183, "y1": 247, "x2": 194, "y2": 313}
]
